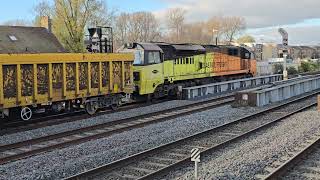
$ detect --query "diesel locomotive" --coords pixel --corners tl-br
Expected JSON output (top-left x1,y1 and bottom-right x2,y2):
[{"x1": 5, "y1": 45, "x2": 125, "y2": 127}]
[{"x1": 119, "y1": 42, "x2": 256, "y2": 100}]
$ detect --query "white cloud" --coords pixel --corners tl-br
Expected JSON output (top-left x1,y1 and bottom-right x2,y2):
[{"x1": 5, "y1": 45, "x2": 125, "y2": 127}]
[
  {"x1": 155, "y1": 0, "x2": 320, "y2": 28},
  {"x1": 154, "y1": 0, "x2": 320, "y2": 45},
  {"x1": 249, "y1": 25, "x2": 320, "y2": 45}
]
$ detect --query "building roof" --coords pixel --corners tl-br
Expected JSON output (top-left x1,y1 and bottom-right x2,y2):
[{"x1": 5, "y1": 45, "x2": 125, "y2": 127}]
[{"x1": 0, "y1": 26, "x2": 66, "y2": 54}]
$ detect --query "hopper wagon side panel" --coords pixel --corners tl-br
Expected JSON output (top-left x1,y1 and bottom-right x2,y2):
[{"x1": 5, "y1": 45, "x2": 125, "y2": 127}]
[{"x1": 0, "y1": 53, "x2": 134, "y2": 109}]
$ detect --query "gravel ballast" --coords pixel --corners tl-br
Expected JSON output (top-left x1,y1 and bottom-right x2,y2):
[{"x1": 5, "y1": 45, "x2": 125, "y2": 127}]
[
  {"x1": 0, "y1": 97, "x2": 225, "y2": 145},
  {"x1": 0, "y1": 103, "x2": 262, "y2": 180},
  {"x1": 164, "y1": 108, "x2": 320, "y2": 179},
  {"x1": 0, "y1": 93, "x2": 318, "y2": 180}
]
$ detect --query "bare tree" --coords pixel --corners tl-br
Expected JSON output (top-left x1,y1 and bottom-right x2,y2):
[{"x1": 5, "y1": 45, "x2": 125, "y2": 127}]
[
  {"x1": 164, "y1": 15, "x2": 246, "y2": 45},
  {"x1": 114, "y1": 13, "x2": 130, "y2": 46},
  {"x1": 166, "y1": 8, "x2": 185, "y2": 43},
  {"x1": 135, "y1": 12, "x2": 161, "y2": 42},
  {"x1": 87, "y1": 1, "x2": 116, "y2": 27},
  {"x1": 206, "y1": 16, "x2": 224, "y2": 44},
  {"x1": 114, "y1": 11, "x2": 161, "y2": 48},
  {"x1": 163, "y1": 15, "x2": 246, "y2": 45},
  {"x1": 182, "y1": 22, "x2": 211, "y2": 44},
  {"x1": 34, "y1": 0, "x2": 52, "y2": 16},
  {"x1": 33, "y1": 0, "x2": 53, "y2": 26},
  {"x1": 221, "y1": 16, "x2": 246, "y2": 43}
]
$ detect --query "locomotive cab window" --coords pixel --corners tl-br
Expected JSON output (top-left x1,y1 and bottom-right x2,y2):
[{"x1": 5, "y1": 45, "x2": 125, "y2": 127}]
[
  {"x1": 146, "y1": 51, "x2": 161, "y2": 64},
  {"x1": 133, "y1": 50, "x2": 145, "y2": 65}
]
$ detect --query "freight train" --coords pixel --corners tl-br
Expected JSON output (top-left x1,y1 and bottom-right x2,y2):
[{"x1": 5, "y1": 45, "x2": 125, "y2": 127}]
[
  {"x1": 119, "y1": 42, "x2": 256, "y2": 100},
  {"x1": 0, "y1": 27, "x2": 256, "y2": 121}
]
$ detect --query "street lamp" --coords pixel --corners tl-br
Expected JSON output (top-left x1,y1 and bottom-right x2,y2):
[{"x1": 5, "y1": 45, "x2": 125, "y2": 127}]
[{"x1": 212, "y1": 29, "x2": 219, "y2": 45}]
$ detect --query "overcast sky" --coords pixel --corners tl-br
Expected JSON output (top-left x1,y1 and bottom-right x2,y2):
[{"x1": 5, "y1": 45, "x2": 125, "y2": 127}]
[
  {"x1": 0, "y1": 0, "x2": 319, "y2": 45},
  {"x1": 156, "y1": 0, "x2": 319, "y2": 27},
  {"x1": 153, "y1": 0, "x2": 320, "y2": 45}
]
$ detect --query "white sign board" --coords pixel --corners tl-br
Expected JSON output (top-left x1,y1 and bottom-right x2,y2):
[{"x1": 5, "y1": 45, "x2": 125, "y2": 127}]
[
  {"x1": 191, "y1": 148, "x2": 201, "y2": 179},
  {"x1": 191, "y1": 148, "x2": 201, "y2": 162}
]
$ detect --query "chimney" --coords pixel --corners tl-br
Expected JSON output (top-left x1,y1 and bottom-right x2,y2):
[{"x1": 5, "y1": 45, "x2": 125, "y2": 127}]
[{"x1": 40, "y1": 16, "x2": 52, "y2": 33}]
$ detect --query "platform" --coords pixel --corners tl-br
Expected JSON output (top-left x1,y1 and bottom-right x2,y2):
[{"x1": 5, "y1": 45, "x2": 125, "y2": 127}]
[
  {"x1": 235, "y1": 76, "x2": 320, "y2": 107},
  {"x1": 182, "y1": 74, "x2": 283, "y2": 100}
]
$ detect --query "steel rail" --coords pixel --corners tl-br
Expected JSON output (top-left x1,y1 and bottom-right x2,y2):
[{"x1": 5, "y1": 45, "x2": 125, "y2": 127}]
[
  {"x1": 65, "y1": 92, "x2": 319, "y2": 180},
  {"x1": 0, "y1": 99, "x2": 168, "y2": 136},
  {"x1": 0, "y1": 95, "x2": 234, "y2": 165},
  {"x1": 263, "y1": 132, "x2": 320, "y2": 180}
]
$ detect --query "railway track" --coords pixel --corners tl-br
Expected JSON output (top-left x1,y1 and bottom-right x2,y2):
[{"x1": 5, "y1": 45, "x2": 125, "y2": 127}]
[
  {"x1": 0, "y1": 95, "x2": 234, "y2": 165},
  {"x1": 258, "y1": 128, "x2": 320, "y2": 180},
  {"x1": 64, "y1": 92, "x2": 319, "y2": 180},
  {"x1": 0, "y1": 99, "x2": 169, "y2": 136}
]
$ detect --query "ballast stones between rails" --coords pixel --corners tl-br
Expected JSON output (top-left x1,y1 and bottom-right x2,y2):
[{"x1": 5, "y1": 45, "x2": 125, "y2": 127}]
[
  {"x1": 0, "y1": 93, "x2": 234, "y2": 145},
  {"x1": 0, "y1": 99, "x2": 168, "y2": 136},
  {"x1": 0, "y1": 97, "x2": 234, "y2": 165},
  {"x1": 257, "y1": 132, "x2": 320, "y2": 180},
  {"x1": 65, "y1": 92, "x2": 319, "y2": 180}
]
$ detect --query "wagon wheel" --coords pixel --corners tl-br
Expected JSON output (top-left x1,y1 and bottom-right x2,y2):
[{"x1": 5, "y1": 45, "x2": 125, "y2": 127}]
[
  {"x1": 110, "y1": 96, "x2": 121, "y2": 111},
  {"x1": 85, "y1": 101, "x2": 98, "y2": 115},
  {"x1": 20, "y1": 107, "x2": 32, "y2": 121},
  {"x1": 110, "y1": 103, "x2": 119, "y2": 111}
]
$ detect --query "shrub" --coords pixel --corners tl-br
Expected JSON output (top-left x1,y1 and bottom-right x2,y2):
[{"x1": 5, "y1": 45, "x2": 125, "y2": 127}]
[
  {"x1": 287, "y1": 66, "x2": 298, "y2": 75},
  {"x1": 299, "y1": 61, "x2": 320, "y2": 73},
  {"x1": 299, "y1": 61, "x2": 312, "y2": 72},
  {"x1": 274, "y1": 63, "x2": 283, "y2": 74}
]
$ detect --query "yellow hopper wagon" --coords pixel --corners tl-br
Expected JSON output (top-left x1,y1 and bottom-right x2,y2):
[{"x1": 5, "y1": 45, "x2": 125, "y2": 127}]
[{"x1": 0, "y1": 53, "x2": 134, "y2": 121}]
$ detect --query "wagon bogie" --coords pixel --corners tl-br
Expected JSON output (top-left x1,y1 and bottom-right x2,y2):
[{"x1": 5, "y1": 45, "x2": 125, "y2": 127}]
[{"x1": 85, "y1": 93, "x2": 130, "y2": 113}]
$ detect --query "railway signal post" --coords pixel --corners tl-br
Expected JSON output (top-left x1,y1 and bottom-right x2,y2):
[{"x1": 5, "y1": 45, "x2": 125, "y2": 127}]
[
  {"x1": 191, "y1": 148, "x2": 201, "y2": 179},
  {"x1": 278, "y1": 28, "x2": 289, "y2": 80}
]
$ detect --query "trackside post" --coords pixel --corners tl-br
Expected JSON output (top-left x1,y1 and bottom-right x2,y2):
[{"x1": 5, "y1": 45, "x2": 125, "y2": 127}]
[{"x1": 191, "y1": 148, "x2": 201, "y2": 179}]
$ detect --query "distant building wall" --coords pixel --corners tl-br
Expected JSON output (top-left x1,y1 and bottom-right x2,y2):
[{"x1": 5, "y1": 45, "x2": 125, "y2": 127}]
[
  {"x1": 246, "y1": 43, "x2": 319, "y2": 61},
  {"x1": 40, "y1": 16, "x2": 52, "y2": 33}
]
